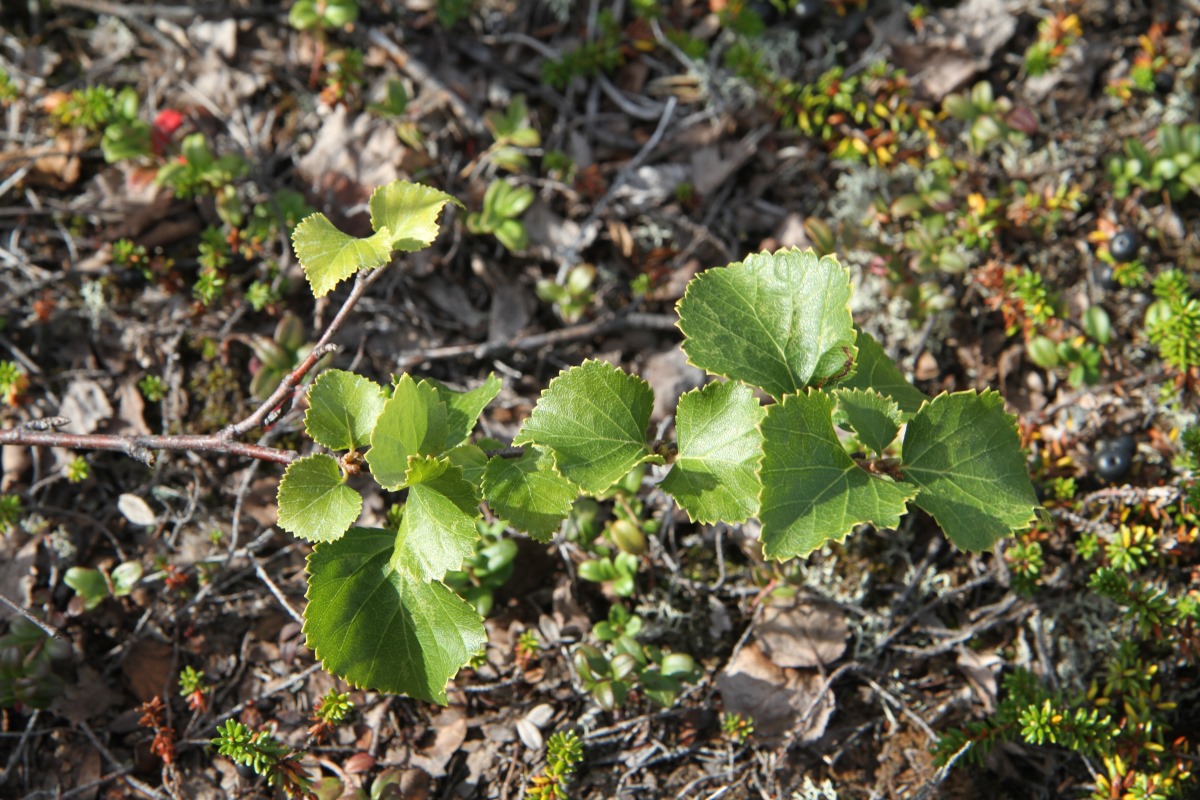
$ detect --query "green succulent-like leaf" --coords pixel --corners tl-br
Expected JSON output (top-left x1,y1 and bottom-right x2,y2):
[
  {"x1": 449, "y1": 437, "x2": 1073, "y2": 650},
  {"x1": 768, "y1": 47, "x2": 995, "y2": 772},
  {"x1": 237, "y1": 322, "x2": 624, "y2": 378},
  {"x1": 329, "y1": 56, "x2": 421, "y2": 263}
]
[
  {"x1": 425, "y1": 373, "x2": 502, "y2": 450},
  {"x1": 834, "y1": 388, "x2": 901, "y2": 456},
  {"x1": 305, "y1": 370, "x2": 388, "y2": 452},
  {"x1": 901, "y1": 391, "x2": 1038, "y2": 552},
  {"x1": 482, "y1": 449, "x2": 577, "y2": 541},
  {"x1": 390, "y1": 456, "x2": 480, "y2": 581},
  {"x1": 276, "y1": 454, "x2": 362, "y2": 543},
  {"x1": 660, "y1": 381, "x2": 765, "y2": 524},
  {"x1": 366, "y1": 375, "x2": 448, "y2": 490},
  {"x1": 513, "y1": 360, "x2": 661, "y2": 495},
  {"x1": 368, "y1": 180, "x2": 462, "y2": 252},
  {"x1": 291, "y1": 214, "x2": 392, "y2": 298},
  {"x1": 759, "y1": 392, "x2": 916, "y2": 559},
  {"x1": 305, "y1": 527, "x2": 485, "y2": 704},
  {"x1": 676, "y1": 248, "x2": 858, "y2": 400},
  {"x1": 64, "y1": 567, "x2": 109, "y2": 610},
  {"x1": 835, "y1": 328, "x2": 928, "y2": 415}
]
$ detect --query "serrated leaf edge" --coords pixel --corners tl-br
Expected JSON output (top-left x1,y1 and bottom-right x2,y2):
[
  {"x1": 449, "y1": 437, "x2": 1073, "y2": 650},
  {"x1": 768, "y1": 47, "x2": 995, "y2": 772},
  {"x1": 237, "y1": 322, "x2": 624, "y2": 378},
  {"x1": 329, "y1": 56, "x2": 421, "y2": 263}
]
[{"x1": 673, "y1": 247, "x2": 859, "y2": 396}]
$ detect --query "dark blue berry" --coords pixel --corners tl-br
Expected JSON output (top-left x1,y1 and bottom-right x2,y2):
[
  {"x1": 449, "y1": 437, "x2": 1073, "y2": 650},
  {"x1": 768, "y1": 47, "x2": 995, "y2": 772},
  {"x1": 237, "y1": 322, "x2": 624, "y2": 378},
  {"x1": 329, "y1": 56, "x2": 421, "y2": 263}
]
[
  {"x1": 1109, "y1": 229, "x2": 1139, "y2": 263},
  {"x1": 1094, "y1": 440, "x2": 1132, "y2": 482}
]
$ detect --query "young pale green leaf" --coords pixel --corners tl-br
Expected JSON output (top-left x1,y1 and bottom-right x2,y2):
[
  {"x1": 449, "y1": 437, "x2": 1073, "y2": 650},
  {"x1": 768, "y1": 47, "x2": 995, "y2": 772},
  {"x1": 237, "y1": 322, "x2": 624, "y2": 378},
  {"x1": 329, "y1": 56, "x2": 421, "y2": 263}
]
[
  {"x1": 305, "y1": 527, "x2": 485, "y2": 704},
  {"x1": 834, "y1": 388, "x2": 901, "y2": 456},
  {"x1": 276, "y1": 454, "x2": 361, "y2": 543},
  {"x1": 390, "y1": 456, "x2": 480, "y2": 581},
  {"x1": 291, "y1": 214, "x2": 392, "y2": 298},
  {"x1": 837, "y1": 329, "x2": 928, "y2": 415},
  {"x1": 368, "y1": 180, "x2": 462, "y2": 252},
  {"x1": 366, "y1": 375, "x2": 449, "y2": 490},
  {"x1": 482, "y1": 449, "x2": 577, "y2": 541},
  {"x1": 512, "y1": 360, "x2": 661, "y2": 495},
  {"x1": 676, "y1": 248, "x2": 858, "y2": 400},
  {"x1": 759, "y1": 392, "x2": 916, "y2": 559},
  {"x1": 660, "y1": 381, "x2": 765, "y2": 524},
  {"x1": 901, "y1": 391, "x2": 1038, "y2": 552},
  {"x1": 426, "y1": 373, "x2": 503, "y2": 450},
  {"x1": 305, "y1": 370, "x2": 388, "y2": 452}
]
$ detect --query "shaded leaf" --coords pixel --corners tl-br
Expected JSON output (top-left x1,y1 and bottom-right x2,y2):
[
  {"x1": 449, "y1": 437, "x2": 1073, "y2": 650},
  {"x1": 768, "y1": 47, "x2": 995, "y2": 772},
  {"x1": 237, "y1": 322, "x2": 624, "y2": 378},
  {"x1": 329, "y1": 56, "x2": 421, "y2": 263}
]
[
  {"x1": 759, "y1": 392, "x2": 915, "y2": 559},
  {"x1": 513, "y1": 360, "x2": 661, "y2": 494},
  {"x1": 390, "y1": 456, "x2": 480, "y2": 581},
  {"x1": 366, "y1": 375, "x2": 448, "y2": 490},
  {"x1": 425, "y1": 373, "x2": 502, "y2": 450},
  {"x1": 306, "y1": 527, "x2": 485, "y2": 704},
  {"x1": 660, "y1": 381, "x2": 765, "y2": 523},
  {"x1": 482, "y1": 449, "x2": 576, "y2": 541},
  {"x1": 837, "y1": 329, "x2": 928, "y2": 415},
  {"x1": 901, "y1": 391, "x2": 1038, "y2": 552},
  {"x1": 833, "y1": 388, "x2": 901, "y2": 456}
]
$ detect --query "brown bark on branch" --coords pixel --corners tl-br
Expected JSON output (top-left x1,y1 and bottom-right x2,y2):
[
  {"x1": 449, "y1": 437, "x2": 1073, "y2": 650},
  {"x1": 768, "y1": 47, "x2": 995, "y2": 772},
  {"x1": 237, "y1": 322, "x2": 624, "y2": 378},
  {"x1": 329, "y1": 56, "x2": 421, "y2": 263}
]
[{"x1": 0, "y1": 267, "x2": 387, "y2": 467}]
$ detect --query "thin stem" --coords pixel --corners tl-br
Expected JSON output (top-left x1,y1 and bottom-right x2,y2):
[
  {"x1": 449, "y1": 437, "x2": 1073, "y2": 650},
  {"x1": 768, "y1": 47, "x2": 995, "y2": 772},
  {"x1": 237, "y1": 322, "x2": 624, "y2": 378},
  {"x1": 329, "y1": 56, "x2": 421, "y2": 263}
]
[
  {"x1": 1, "y1": 266, "x2": 386, "y2": 467},
  {"x1": 0, "y1": 592, "x2": 66, "y2": 639},
  {"x1": 220, "y1": 268, "x2": 384, "y2": 441},
  {"x1": 0, "y1": 428, "x2": 298, "y2": 464}
]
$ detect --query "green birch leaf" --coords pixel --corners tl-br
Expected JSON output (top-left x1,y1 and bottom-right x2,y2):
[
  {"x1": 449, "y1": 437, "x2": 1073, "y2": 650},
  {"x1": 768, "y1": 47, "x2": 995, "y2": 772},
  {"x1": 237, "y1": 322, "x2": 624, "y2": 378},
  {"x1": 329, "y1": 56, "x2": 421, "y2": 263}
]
[
  {"x1": 276, "y1": 454, "x2": 361, "y2": 543},
  {"x1": 677, "y1": 248, "x2": 858, "y2": 400},
  {"x1": 837, "y1": 329, "x2": 928, "y2": 415},
  {"x1": 291, "y1": 214, "x2": 392, "y2": 298},
  {"x1": 368, "y1": 180, "x2": 463, "y2": 252},
  {"x1": 759, "y1": 392, "x2": 916, "y2": 559},
  {"x1": 425, "y1": 373, "x2": 503, "y2": 450},
  {"x1": 390, "y1": 456, "x2": 480, "y2": 581},
  {"x1": 901, "y1": 391, "x2": 1038, "y2": 552},
  {"x1": 447, "y1": 443, "x2": 488, "y2": 487},
  {"x1": 366, "y1": 375, "x2": 448, "y2": 490},
  {"x1": 305, "y1": 527, "x2": 485, "y2": 704},
  {"x1": 660, "y1": 381, "x2": 765, "y2": 524},
  {"x1": 833, "y1": 388, "x2": 901, "y2": 456},
  {"x1": 305, "y1": 370, "x2": 388, "y2": 452},
  {"x1": 482, "y1": 449, "x2": 577, "y2": 541},
  {"x1": 512, "y1": 360, "x2": 662, "y2": 495}
]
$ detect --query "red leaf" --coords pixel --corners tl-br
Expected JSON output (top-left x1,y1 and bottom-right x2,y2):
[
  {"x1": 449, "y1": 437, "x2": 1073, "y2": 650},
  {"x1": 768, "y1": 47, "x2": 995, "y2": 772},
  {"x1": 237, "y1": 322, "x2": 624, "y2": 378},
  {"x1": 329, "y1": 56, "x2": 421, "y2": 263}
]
[{"x1": 151, "y1": 109, "x2": 185, "y2": 156}]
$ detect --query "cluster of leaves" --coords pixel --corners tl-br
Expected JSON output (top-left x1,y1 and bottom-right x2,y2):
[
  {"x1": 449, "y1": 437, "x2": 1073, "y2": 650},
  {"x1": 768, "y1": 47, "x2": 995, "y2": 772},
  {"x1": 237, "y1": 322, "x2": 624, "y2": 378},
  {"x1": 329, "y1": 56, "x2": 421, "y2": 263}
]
[
  {"x1": 1106, "y1": 23, "x2": 1173, "y2": 100},
  {"x1": 63, "y1": 560, "x2": 142, "y2": 611},
  {"x1": 466, "y1": 179, "x2": 535, "y2": 253},
  {"x1": 574, "y1": 604, "x2": 697, "y2": 709},
  {"x1": 943, "y1": 440, "x2": 1199, "y2": 798},
  {"x1": 541, "y1": 10, "x2": 624, "y2": 90},
  {"x1": 525, "y1": 730, "x2": 584, "y2": 800},
  {"x1": 942, "y1": 81, "x2": 1034, "y2": 155},
  {"x1": 537, "y1": 263, "x2": 596, "y2": 324},
  {"x1": 45, "y1": 84, "x2": 308, "y2": 308},
  {"x1": 726, "y1": 54, "x2": 927, "y2": 167},
  {"x1": 278, "y1": 179, "x2": 1038, "y2": 702},
  {"x1": 1108, "y1": 123, "x2": 1200, "y2": 203},
  {"x1": 0, "y1": 359, "x2": 29, "y2": 406},
  {"x1": 1023, "y1": 12, "x2": 1082, "y2": 77},
  {"x1": 721, "y1": 711, "x2": 755, "y2": 745},
  {"x1": 1144, "y1": 269, "x2": 1200, "y2": 376},
  {"x1": 212, "y1": 719, "x2": 312, "y2": 798},
  {"x1": 0, "y1": 619, "x2": 70, "y2": 710}
]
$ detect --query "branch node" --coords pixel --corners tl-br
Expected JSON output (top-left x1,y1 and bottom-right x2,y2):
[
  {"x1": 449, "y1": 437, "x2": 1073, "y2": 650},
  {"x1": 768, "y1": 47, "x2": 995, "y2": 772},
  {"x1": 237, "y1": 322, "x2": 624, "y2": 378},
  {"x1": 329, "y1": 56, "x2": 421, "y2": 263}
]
[
  {"x1": 128, "y1": 444, "x2": 156, "y2": 466},
  {"x1": 22, "y1": 416, "x2": 70, "y2": 431}
]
